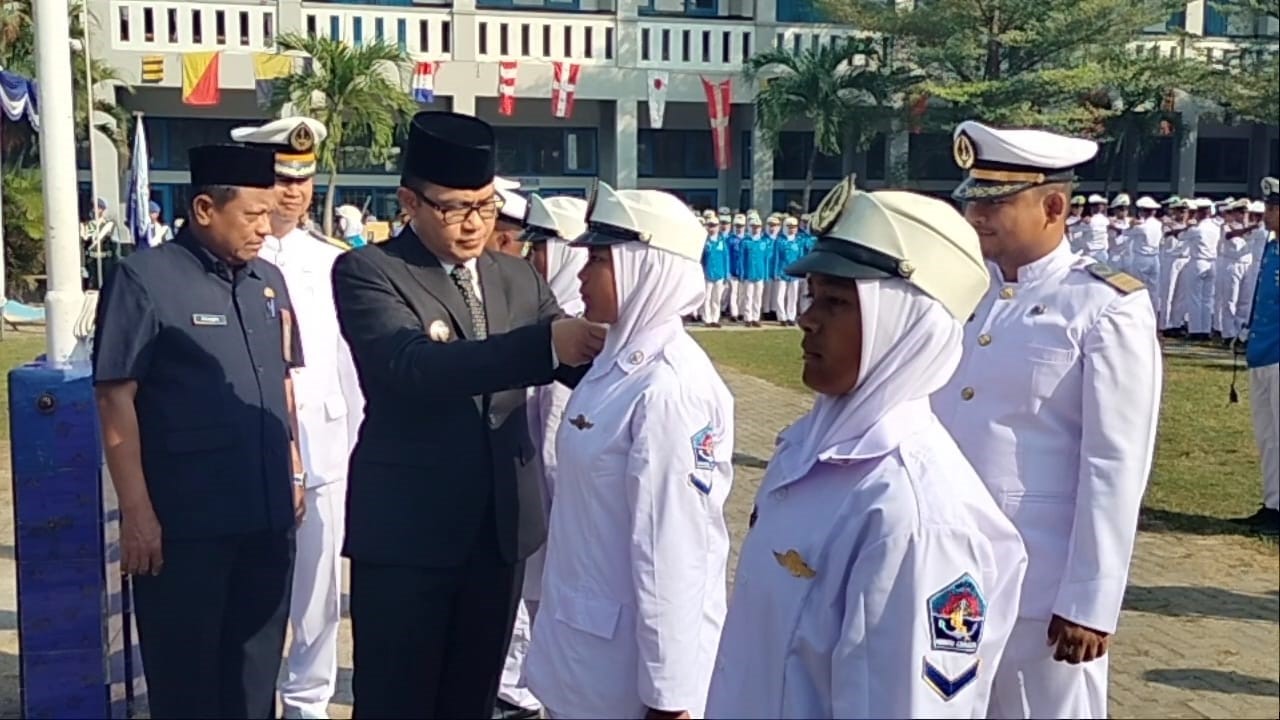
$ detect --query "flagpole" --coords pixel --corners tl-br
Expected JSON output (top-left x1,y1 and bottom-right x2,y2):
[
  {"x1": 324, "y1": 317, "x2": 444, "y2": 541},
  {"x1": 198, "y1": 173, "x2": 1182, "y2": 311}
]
[
  {"x1": 34, "y1": 0, "x2": 86, "y2": 363},
  {"x1": 79, "y1": 6, "x2": 104, "y2": 287}
]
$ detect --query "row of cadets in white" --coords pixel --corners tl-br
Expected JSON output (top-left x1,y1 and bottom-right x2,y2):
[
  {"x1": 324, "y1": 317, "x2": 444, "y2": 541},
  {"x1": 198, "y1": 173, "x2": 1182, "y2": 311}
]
[
  {"x1": 935, "y1": 121, "x2": 1161, "y2": 719},
  {"x1": 525, "y1": 183, "x2": 736, "y2": 719},
  {"x1": 706, "y1": 186, "x2": 1028, "y2": 719},
  {"x1": 498, "y1": 194, "x2": 590, "y2": 714}
]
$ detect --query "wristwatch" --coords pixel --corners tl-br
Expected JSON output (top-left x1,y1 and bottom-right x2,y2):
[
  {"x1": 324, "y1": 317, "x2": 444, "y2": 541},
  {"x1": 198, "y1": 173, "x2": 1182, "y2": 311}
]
[{"x1": 292, "y1": 472, "x2": 307, "y2": 487}]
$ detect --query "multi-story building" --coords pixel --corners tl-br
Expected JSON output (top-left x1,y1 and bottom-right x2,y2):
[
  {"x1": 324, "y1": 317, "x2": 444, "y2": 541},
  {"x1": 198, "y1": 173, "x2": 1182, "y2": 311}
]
[{"x1": 83, "y1": 0, "x2": 1279, "y2": 221}]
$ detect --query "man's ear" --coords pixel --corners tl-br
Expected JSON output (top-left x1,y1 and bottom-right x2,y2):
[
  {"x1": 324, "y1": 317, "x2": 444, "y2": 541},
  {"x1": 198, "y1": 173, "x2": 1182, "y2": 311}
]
[
  {"x1": 191, "y1": 195, "x2": 216, "y2": 227},
  {"x1": 396, "y1": 187, "x2": 419, "y2": 214},
  {"x1": 1043, "y1": 190, "x2": 1067, "y2": 223}
]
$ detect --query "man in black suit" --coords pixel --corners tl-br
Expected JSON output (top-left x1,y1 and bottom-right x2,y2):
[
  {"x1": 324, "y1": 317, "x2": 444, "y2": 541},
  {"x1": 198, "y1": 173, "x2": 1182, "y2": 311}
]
[{"x1": 332, "y1": 111, "x2": 607, "y2": 719}]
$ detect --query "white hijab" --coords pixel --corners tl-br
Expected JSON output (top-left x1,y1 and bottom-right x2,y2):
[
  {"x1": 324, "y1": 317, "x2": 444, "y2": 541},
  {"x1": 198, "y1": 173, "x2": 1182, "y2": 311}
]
[
  {"x1": 591, "y1": 243, "x2": 704, "y2": 375},
  {"x1": 772, "y1": 278, "x2": 963, "y2": 480},
  {"x1": 545, "y1": 240, "x2": 588, "y2": 317}
]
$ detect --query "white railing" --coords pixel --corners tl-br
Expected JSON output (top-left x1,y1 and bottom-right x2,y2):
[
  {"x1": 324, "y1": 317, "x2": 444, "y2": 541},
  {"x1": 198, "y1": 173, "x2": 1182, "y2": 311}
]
[
  {"x1": 473, "y1": 11, "x2": 619, "y2": 64},
  {"x1": 109, "y1": 0, "x2": 279, "y2": 52}
]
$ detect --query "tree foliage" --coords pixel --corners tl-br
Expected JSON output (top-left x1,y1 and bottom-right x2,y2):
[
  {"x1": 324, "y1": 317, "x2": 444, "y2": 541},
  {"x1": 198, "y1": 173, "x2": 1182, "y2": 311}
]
[
  {"x1": 269, "y1": 34, "x2": 416, "y2": 235},
  {"x1": 745, "y1": 38, "x2": 917, "y2": 208},
  {"x1": 1208, "y1": 0, "x2": 1280, "y2": 125},
  {"x1": 816, "y1": 0, "x2": 1192, "y2": 131}
]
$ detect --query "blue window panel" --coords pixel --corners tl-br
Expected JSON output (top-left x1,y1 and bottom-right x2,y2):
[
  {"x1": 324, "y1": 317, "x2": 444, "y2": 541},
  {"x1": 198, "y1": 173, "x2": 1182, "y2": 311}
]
[
  {"x1": 1203, "y1": 6, "x2": 1228, "y2": 36},
  {"x1": 637, "y1": 129, "x2": 717, "y2": 178},
  {"x1": 685, "y1": 0, "x2": 717, "y2": 16},
  {"x1": 476, "y1": 0, "x2": 515, "y2": 7},
  {"x1": 673, "y1": 189, "x2": 719, "y2": 208},
  {"x1": 776, "y1": 0, "x2": 821, "y2": 23},
  {"x1": 374, "y1": 18, "x2": 384, "y2": 42},
  {"x1": 493, "y1": 128, "x2": 598, "y2": 177},
  {"x1": 638, "y1": 0, "x2": 656, "y2": 15},
  {"x1": 353, "y1": 17, "x2": 363, "y2": 46},
  {"x1": 396, "y1": 18, "x2": 407, "y2": 50},
  {"x1": 540, "y1": 188, "x2": 587, "y2": 199},
  {"x1": 329, "y1": 15, "x2": 341, "y2": 41},
  {"x1": 1168, "y1": 10, "x2": 1186, "y2": 31},
  {"x1": 546, "y1": 0, "x2": 581, "y2": 9}
]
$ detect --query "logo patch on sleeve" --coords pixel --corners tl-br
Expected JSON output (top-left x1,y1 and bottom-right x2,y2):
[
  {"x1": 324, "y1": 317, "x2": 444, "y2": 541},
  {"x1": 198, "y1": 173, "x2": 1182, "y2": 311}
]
[
  {"x1": 927, "y1": 573, "x2": 986, "y2": 654},
  {"x1": 921, "y1": 658, "x2": 979, "y2": 701},
  {"x1": 691, "y1": 424, "x2": 716, "y2": 470}
]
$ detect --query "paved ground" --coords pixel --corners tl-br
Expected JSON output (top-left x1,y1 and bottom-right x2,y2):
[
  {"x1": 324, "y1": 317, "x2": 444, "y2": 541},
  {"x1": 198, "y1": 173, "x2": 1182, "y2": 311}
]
[{"x1": 1, "y1": 363, "x2": 1277, "y2": 718}]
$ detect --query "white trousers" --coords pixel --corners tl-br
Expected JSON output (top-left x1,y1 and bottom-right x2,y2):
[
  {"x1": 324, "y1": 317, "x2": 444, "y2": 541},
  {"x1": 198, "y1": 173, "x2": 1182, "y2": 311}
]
[
  {"x1": 1159, "y1": 256, "x2": 1189, "y2": 330},
  {"x1": 988, "y1": 618, "x2": 1109, "y2": 719},
  {"x1": 742, "y1": 280, "x2": 765, "y2": 322},
  {"x1": 498, "y1": 599, "x2": 543, "y2": 711},
  {"x1": 763, "y1": 279, "x2": 777, "y2": 314},
  {"x1": 1216, "y1": 261, "x2": 1250, "y2": 340},
  {"x1": 1181, "y1": 260, "x2": 1216, "y2": 334},
  {"x1": 773, "y1": 280, "x2": 800, "y2": 322},
  {"x1": 703, "y1": 280, "x2": 725, "y2": 324},
  {"x1": 1129, "y1": 254, "x2": 1160, "y2": 319},
  {"x1": 727, "y1": 278, "x2": 741, "y2": 318},
  {"x1": 1251, "y1": 364, "x2": 1280, "y2": 510},
  {"x1": 280, "y1": 482, "x2": 346, "y2": 719}
]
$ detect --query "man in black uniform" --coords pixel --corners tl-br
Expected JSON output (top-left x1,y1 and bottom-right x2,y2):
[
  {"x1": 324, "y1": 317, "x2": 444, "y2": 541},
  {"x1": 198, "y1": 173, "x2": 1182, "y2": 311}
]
[
  {"x1": 93, "y1": 144, "x2": 306, "y2": 719},
  {"x1": 333, "y1": 111, "x2": 608, "y2": 719}
]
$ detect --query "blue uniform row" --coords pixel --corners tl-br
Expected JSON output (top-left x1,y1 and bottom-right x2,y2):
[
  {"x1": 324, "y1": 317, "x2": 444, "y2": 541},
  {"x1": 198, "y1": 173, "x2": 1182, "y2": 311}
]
[{"x1": 701, "y1": 231, "x2": 817, "y2": 283}]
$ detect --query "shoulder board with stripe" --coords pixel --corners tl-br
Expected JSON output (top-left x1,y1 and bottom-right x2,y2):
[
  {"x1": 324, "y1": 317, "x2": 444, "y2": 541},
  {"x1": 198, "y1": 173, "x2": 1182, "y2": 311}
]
[
  {"x1": 308, "y1": 228, "x2": 351, "y2": 251},
  {"x1": 1086, "y1": 262, "x2": 1144, "y2": 294}
]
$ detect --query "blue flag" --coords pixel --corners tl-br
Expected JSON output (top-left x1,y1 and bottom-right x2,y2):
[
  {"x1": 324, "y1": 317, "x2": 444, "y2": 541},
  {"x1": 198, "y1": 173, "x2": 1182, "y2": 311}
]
[{"x1": 125, "y1": 116, "x2": 153, "y2": 248}]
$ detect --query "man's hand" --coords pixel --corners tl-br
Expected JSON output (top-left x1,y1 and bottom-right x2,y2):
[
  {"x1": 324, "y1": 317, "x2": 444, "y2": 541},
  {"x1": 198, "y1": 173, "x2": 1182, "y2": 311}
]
[
  {"x1": 644, "y1": 709, "x2": 690, "y2": 720},
  {"x1": 121, "y1": 503, "x2": 164, "y2": 576},
  {"x1": 293, "y1": 483, "x2": 306, "y2": 527},
  {"x1": 551, "y1": 317, "x2": 608, "y2": 366},
  {"x1": 1047, "y1": 614, "x2": 1110, "y2": 664}
]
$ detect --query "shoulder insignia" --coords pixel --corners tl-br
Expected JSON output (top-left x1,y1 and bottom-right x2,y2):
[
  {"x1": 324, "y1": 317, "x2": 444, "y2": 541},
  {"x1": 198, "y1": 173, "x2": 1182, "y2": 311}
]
[
  {"x1": 1086, "y1": 263, "x2": 1144, "y2": 294},
  {"x1": 308, "y1": 228, "x2": 350, "y2": 251},
  {"x1": 928, "y1": 573, "x2": 986, "y2": 654},
  {"x1": 922, "y1": 658, "x2": 980, "y2": 701}
]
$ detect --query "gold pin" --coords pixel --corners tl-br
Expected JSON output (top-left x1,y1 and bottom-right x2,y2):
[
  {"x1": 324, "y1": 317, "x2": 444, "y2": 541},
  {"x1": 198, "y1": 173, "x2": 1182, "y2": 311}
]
[
  {"x1": 773, "y1": 549, "x2": 816, "y2": 579},
  {"x1": 264, "y1": 287, "x2": 276, "y2": 298},
  {"x1": 568, "y1": 414, "x2": 594, "y2": 430}
]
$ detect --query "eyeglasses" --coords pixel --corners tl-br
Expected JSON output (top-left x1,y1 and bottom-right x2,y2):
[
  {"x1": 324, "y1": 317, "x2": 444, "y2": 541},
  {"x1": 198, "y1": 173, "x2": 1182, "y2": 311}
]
[{"x1": 412, "y1": 189, "x2": 505, "y2": 226}]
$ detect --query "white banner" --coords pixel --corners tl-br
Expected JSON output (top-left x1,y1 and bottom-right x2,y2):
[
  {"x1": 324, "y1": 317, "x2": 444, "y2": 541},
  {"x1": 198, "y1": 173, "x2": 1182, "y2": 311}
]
[{"x1": 647, "y1": 70, "x2": 668, "y2": 129}]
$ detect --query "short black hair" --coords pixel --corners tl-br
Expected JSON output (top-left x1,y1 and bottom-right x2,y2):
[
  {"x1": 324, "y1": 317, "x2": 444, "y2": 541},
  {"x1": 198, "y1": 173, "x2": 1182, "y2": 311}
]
[{"x1": 190, "y1": 185, "x2": 239, "y2": 209}]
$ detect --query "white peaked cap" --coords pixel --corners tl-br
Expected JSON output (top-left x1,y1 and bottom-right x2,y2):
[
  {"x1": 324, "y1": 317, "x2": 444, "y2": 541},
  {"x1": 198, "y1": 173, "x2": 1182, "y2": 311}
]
[
  {"x1": 1217, "y1": 196, "x2": 1236, "y2": 206},
  {"x1": 525, "y1": 194, "x2": 587, "y2": 241},
  {"x1": 230, "y1": 116, "x2": 328, "y2": 179},
  {"x1": 747, "y1": 212, "x2": 763, "y2": 225},
  {"x1": 497, "y1": 185, "x2": 528, "y2": 224},
  {"x1": 951, "y1": 120, "x2": 1098, "y2": 201},
  {"x1": 1087, "y1": 194, "x2": 1107, "y2": 205},
  {"x1": 1195, "y1": 197, "x2": 1215, "y2": 209},
  {"x1": 785, "y1": 178, "x2": 987, "y2": 322},
  {"x1": 732, "y1": 213, "x2": 747, "y2": 224},
  {"x1": 1262, "y1": 176, "x2": 1279, "y2": 201},
  {"x1": 1181, "y1": 198, "x2": 1198, "y2": 209},
  {"x1": 574, "y1": 181, "x2": 705, "y2": 262},
  {"x1": 1248, "y1": 200, "x2": 1265, "y2": 213},
  {"x1": 1135, "y1": 196, "x2": 1161, "y2": 210},
  {"x1": 1110, "y1": 193, "x2": 1131, "y2": 208}
]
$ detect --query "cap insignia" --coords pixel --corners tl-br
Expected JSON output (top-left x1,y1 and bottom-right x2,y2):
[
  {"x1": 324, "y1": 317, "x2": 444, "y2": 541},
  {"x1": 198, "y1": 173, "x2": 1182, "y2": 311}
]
[
  {"x1": 810, "y1": 175, "x2": 854, "y2": 236},
  {"x1": 953, "y1": 132, "x2": 976, "y2": 171},
  {"x1": 288, "y1": 123, "x2": 315, "y2": 153}
]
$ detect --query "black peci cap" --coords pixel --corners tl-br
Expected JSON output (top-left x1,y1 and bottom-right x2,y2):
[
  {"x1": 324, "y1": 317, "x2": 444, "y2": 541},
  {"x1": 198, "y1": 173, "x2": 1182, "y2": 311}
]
[
  {"x1": 188, "y1": 144, "x2": 277, "y2": 189},
  {"x1": 401, "y1": 112, "x2": 497, "y2": 190}
]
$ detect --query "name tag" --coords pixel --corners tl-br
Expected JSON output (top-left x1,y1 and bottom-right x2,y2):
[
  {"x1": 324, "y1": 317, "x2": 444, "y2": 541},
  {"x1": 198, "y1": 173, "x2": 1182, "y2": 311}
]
[{"x1": 191, "y1": 313, "x2": 227, "y2": 326}]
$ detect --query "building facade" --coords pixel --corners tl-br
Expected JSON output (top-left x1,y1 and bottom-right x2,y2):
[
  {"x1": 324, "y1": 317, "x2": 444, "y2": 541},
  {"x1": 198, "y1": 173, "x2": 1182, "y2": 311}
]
[{"x1": 82, "y1": 0, "x2": 1280, "y2": 221}]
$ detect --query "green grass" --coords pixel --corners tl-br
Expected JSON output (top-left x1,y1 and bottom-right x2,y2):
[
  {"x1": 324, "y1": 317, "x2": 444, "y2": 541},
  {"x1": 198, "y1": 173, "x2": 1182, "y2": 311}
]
[
  {"x1": 693, "y1": 328, "x2": 1269, "y2": 537},
  {"x1": 0, "y1": 332, "x2": 46, "y2": 445}
]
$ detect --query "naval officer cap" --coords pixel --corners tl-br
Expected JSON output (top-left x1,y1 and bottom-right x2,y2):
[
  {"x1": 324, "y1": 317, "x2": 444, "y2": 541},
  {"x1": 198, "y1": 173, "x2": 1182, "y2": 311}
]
[
  {"x1": 1248, "y1": 200, "x2": 1265, "y2": 214},
  {"x1": 401, "y1": 111, "x2": 496, "y2": 190},
  {"x1": 523, "y1": 194, "x2": 587, "y2": 243},
  {"x1": 1110, "y1": 193, "x2": 1131, "y2": 209},
  {"x1": 785, "y1": 175, "x2": 987, "y2": 321},
  {"x1": 494, "y1": 176, "x2": 528, "y2": 225},
  {"x1": 570, "y1": 180, "x2": 706, "y2": 262},
  {"x1": 230, "y1": 117, "x2": 327, "y2": 179},
  {"x1": 188, "y1": 144, "x2": 277, "y2": 189},
  {"x1": 951, "y1": 120, "x2": 1098, "y2": 202},
  {"x1": 1263, "y1": 177, "x2": 1280, "y2": 206},
  {"x1": 1135, "y1": 196, "x2": 1161, "y2": 210}
]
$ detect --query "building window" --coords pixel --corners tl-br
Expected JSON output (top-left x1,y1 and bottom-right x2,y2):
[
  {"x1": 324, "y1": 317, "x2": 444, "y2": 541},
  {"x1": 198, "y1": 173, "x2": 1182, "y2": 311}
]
[
  {"x1": 739, "y1": 189, "x2": 751, "y2": 212},
  {"x1": 143, "y1": 7, "x2": 154, "y2": 41},
  {"x1": 442, "y1": 20, "x2": 451, "y2": 53},
  {"x1": 672, "y1": 189, "x2": 719, "y2": 209},
  {"x1": 701, "y1": 30, "x2": 711, "y2": 62},
  {"x1": 168, "y1": 9, "x2": 179, "y2": 43},
  {"x1": 192, "y1": 10, "x2": 203, "y2": 43},
  {"x1": 777, "y1": 0, "x2": 821, "y2": 22},
  {"x1": 563, "y1": 25, "x2": 572, "y2": 56},
  {"x1": 1196, "y1": 138, "x2": 1250, "y2": 183},
  {"x1": 741, "y1": 31, "x2": 751, "y2": 62},
  {"x1": 641, "y1": 28, "x2": 650, "y2": 61},
  {"x1": 418, "y1": 20, "x2": 429, "y2": 52},
  {"x1": 329, "y1": 15, "x2": 340, "y2": 41},
  {"x1": 661, "y1": 29, "x2": 671, "y2": 61},
  {"x1": 865, "y1": 134, "x2": 886, "y2": 181},
  {"x1": 396, "y1": 18, "x2": 406, "y2": 51},
  {"x1": 353, "y1": 16, "x2": 363, "y2": 46},
  {"x1": 772, "y1": 132, "x2": 844, "y2": 180},
  {"x1": 521, "y1": 24, "x2": 531, "y2": 56},
  {"x1": 500, "y1": 23, "x2": 510, "y2": 55},
  {"x1": 584, "y1": 27, "x2": 593, "y2": 58},
  {"x1": 686, "y1": 0, "x2": 717, "y2": 14},
  {"x1": 543, "y1": 25, "x2": 552, "y2": 57},
  {"x1": 149, "y1": 118, "x2": 262, "y2": 170},
  {"x1": 741, "y1": 130, "x2": 752, "y2": 179},
  {"x1": 907, "y1": 133, "x2": 955, "y2": 181},
  {"x1": 721, "y1": 30, "x2": 731, "y2": 63},
  {"x1": 494, "y1": 128, "x2": 598, "y2": 176},
  {"x1": 539, "y1": 188, "x2": 587, "y2": 199},
  {"x1": 264, "y1": 14, "x2": 275, "y2": 45},
  {"x1": 638, "y1": 129, "x2": 717, "y2": 179},
  {"x1": 605, "y1": 27, "x2": 614, "y2": 59},
  {"x1": 479, "y1": 22, "x2": 489, "y2": 54},
  {"x1": 238, "y1": 11, "x2": 250, "y2": 45},
  {"x1": 215, "y1": 10, "x2": 226, "y2": 44},
  {"x1": 374, "y1": 18, "x2": 384, "y2": 43},
  {"x1": 118, "y1": 7, "x2": 130, "y2": 41},
  {"x1": 1137, "y1": 136, "x2": 1173, "y2": 183},
  {"x1": 306, "y1": 14, "x2": 317, "y2": 38}
]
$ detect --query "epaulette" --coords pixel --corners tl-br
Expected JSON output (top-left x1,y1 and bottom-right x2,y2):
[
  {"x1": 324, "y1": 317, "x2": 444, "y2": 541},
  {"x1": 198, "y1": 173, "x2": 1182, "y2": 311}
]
[
  {"x1": 308, "y1": 228, "x2": 351, "y2": 251},
  {"x1": 1086, "y1": 262, "x2": 1144, "y2": 294}
]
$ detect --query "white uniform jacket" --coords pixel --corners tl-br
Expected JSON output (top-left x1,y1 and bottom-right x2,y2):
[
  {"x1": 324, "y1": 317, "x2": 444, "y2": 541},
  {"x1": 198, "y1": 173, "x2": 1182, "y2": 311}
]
[
  {"x1": 526, "y1": 321, "x2": 734, "y2": 719},
  {"x1": 1183, "y1": 219, "x2": 1221, "y2": 263},
  {"x1": 933, "y1": 240, "x2": 1161, "y2": 635},
  {"x1": 705, "y1": 399, "x2": 1027, "y2": 719},
  {"x1": 259, "y1": 228, "x2": 363, "y2": 487},
  {"x1": 522, "y1": 379, "x2": 574, "y2": 601}
]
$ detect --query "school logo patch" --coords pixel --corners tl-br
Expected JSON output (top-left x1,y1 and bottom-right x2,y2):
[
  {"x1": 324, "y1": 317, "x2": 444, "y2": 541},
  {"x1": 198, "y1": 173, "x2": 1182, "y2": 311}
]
[
  {"x1": 928, "y1": 573, "x2": 986, "y2": 654},
  {"x1": 691, "y1": 424, "x2": 716, "y2": 470}
]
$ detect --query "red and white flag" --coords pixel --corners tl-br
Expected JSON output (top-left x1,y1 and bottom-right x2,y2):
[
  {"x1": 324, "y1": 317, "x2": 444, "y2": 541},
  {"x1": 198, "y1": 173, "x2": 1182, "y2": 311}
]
[
  {"x1": 551, "y1": 61, "x2": 581, "y2": 119},
  {"x1": 411, "y1": 61, "x2": 438, "y2": 104},
  {"x1": 498, "y1": 60, "x2": 518, "y2": 116},
  {"x1": 701, "y1": 76, "x2": 732, "y2": 170},
  {"x1": 647, "y1": 70, "x2": 669, "y2": 129}
]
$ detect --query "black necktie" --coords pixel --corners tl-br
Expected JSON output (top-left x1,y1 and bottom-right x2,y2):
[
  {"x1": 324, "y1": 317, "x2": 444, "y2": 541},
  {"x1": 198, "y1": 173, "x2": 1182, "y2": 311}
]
[{"x1": 450, "y1": 265, "x2": 487, "y2": 339}]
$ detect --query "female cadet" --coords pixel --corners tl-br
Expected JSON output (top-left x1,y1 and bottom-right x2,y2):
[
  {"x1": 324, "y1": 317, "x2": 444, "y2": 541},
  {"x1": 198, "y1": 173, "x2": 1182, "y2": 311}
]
[
  {"x1": 525, "y1": 181, "x2": 734, "y2": 720},
  {"x1": 497, "y1": 194, "x2": 590, "y2": 720},
  {"x1": 705, "y1": 183, "x2": 1027, "y2": 719}
]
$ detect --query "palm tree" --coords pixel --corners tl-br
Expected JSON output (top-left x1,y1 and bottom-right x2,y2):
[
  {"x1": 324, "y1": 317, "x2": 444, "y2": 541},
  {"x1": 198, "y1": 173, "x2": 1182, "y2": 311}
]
[
  {"x1": 269, "y1": 34, "x2": 417, "y2": 235},
  {"x1": 745, "y1": 38, "x2": 918, "y2": 208}
]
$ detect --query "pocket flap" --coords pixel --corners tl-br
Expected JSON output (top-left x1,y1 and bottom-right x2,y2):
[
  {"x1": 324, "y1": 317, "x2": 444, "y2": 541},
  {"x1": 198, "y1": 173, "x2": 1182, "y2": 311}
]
[
  {"x1": 554, "y1": 590, "x2": 622, "y2": 640},
  {"x1": 166, "y1": 426, "x2": 237, "y2": 454},
  {"x1": 323, "y1": 394, "x2": 348, "y2": 421}
]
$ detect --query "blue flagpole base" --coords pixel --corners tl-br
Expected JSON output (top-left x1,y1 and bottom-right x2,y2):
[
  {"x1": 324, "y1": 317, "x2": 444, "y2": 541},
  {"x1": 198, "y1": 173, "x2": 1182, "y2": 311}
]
[{"x1": 8, "y1": 362, "x2": 148, "y2": 718}]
